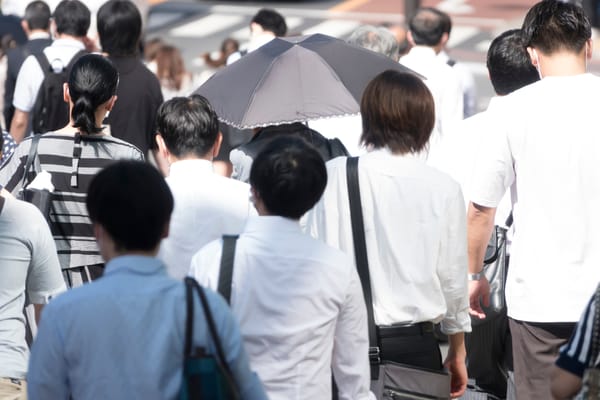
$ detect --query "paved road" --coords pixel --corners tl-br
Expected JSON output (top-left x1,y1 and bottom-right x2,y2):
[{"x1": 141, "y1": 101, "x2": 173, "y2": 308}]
[{"x1": 146, "y1": 0, "x2": 599, "y2": 112}]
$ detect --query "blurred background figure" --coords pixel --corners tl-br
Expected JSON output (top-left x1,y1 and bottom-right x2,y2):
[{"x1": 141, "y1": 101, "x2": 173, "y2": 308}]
[
  {"x1": 203, "y1": 37, "x2": 239, "y2": 69},
  {"x1": 154, "y1": 44, "x2": 195, "y2": 100}
]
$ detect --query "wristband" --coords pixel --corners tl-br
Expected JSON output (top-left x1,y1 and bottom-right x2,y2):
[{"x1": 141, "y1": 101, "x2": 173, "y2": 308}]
[{"x1": 468, "y1": 272, "x2": 483, "y2": 281}]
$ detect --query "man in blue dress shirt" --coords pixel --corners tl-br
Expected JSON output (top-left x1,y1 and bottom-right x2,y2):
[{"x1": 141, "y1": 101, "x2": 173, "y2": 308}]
[{"x1": 26, "y1": 160, "x2": 266, "y2": 400}]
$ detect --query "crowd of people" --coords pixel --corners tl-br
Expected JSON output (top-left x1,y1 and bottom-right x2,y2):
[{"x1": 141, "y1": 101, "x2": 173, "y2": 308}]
[{"x1": 0, "y1": 0, "x2": 599, "y2": 399}]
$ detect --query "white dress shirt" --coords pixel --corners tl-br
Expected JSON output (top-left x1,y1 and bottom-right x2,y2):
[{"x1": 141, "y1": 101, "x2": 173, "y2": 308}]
[
  {"x1": 470, "y1": 74, "x2": 600, "y2": 323},
  {"x1": 400, "y1": 46, "x2": 464, "y2": 158},
  {"x1": 159, "y1": 159, "x2": 254, "y2": 279},
  {"x1": 190, "y1": 216, "x2": 373, "y2": 400},
  {"x1": 306, "y1": 149, "x2": 471, "y2": 334},
  {"x1": 308, "y1": 114, "x2": 366, "y2": 156}
]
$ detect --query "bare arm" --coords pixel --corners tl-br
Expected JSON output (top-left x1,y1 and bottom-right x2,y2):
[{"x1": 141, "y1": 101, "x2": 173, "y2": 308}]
[
  {"x1": 466, "y1": 202, "x2": 496, "y2": 319},
  {"x1": 551, "y1": 366, "x2": 582, "y2": 400},
  {"x1": 444, "y1": 332, "x2": 468, "y2": 398},
  {"x1": 9, "y1": 109, "x2": 29, "y2": 143}
]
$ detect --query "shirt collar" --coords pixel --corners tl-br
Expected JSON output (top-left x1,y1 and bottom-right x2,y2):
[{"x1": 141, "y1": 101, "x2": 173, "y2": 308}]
[
  {"x1": 168, "y1": 159, "x2": 214, "y2": 177},
  {"x1": 52, "y1": 37, "x2": 85, "y2": 50},
  {"x1": 29, "y1": 32, "x2": 51, "y2": 40},
  {"x1": 104, "y1": 255, "x2": 166, "y2": 277},
  {"x1": 407, "y1": 46, "x2": 437, "y2": 59},
  {"x1": 244, "y1": 215, "x2": 301, "y2": 234}
]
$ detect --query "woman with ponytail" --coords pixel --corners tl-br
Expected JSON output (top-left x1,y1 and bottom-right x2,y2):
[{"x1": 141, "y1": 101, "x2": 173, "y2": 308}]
[{"x1": 0, "y1": 54, "x2": 145, "y2": 287}]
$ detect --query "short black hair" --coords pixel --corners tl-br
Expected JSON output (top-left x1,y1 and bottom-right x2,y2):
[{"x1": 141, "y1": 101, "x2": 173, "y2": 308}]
[
  {"x1": 409, "y1": 8, "x2": 447, "y2": 46},
  {"x1": 24, "y1": 1, "x2": 51, "y2": 31},
  {"x1": 53, "y1": 0, "x2": 91, "y2": 37},
  {"x1": 86, "y1": 161, "x2": 174, "y2": 252},
  {"x1": 97, "y1": 0, "x2": 142, "y2": 56},
  {"x1": 487, "y1": 29, "x2": 539, "y2": 96},
  {"x1": 522, "y1": 0, "x2": 591, "y2": 54},
  {"x1": 249, "y1": 137, "x2": 326, "y2": 220},
  {"x1": 251, "y1": 9, "x2": 287, "y2": 37},
  {"x1": 156, "y1": 95, "x2": 219, "y2": 158}
]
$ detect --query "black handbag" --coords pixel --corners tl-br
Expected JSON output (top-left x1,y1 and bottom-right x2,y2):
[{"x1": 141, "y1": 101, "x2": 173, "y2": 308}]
[
  {"x1": 17, "y1": 134, "x2": 52, "y2": 222},
  {"x1": 180, "y1": 277, "x2": 240, "y2": 400},
  {"x1": 346, "y1": 157, "x2": 451, "y2": 400}
]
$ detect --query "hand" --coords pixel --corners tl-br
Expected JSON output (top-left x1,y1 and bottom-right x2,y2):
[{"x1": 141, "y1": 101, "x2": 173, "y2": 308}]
[
  {"x1": 444, "y1": 352, "x2": 467, "y2": 398},
  {"x1": 468, "y1": 276, "x2": 490, "y2": 319}
]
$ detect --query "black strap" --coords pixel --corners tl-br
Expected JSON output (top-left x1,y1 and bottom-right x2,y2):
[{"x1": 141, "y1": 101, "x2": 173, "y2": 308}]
[
  {"x1": 0, "y1": 195, "x2": 5, "y2": 215},
  {"x1": 346, "y1": 157, "x2": 380, "y2": 378},
  {"x1": 33, "y1": 52, "x2": 51, "y2": 78},
  {"x1": 505, "y1": 212, "x2": 513, "y2": 228},
  {"x1": 218, "y1": 235, "x2": 239, "y2": 304},
  {"x1": 20, "y1": 134, "x2": 42, "y2": 189},
  {"x1": 184, "y1": 277, "x2": 240, "y2": 398}
]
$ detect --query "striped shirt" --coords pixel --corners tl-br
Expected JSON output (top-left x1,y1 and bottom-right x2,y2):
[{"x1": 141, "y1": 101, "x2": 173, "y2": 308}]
[
  {"x1": 0, "y1": 132, "x2": 144, "y2": 270},
  {"x1": 556, "y1": 291, "x2": 598, "y2": 378}
]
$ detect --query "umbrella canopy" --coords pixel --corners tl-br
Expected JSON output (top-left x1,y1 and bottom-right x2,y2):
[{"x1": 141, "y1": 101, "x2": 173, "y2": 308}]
[{"x1": 195, "y1": 33, "x2": 419, "y2": 129}]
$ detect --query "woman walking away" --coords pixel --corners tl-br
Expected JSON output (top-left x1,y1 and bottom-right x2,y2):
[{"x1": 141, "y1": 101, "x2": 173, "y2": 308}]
[{"x1": 0, "y1": 54, "x2": 144, "y2": 287}]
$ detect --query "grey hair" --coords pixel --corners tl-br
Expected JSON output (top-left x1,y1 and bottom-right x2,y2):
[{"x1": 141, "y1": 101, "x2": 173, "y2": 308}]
[{"x1": 347, "y1": 25, "x2": 400, "y2": 61}]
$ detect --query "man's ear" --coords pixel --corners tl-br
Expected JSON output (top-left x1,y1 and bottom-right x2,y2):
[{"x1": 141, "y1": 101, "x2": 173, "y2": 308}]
[
  {"x1": 212, "y1": 132, "x2": 223, "y2": 159},
  {"x1": 527, "y1": 46, "x2": 538, "y2": 67},
  {"x1": 440, "y1": 32, "x2": 449, "y2": 47},
  {"x1": 155, "y1": 134, "x2": 170, "y2": 161},
  {"x1": 106, "y1": 95, "x2": 117, "y2": 112},
  {"x1": 407, "y1": 31, "x2": 416, "y2": 47},
  {"x1": 586, "y1": 39, "x2": 593, "y2": 60},
  {"x1": 161, "y1": 220, "x2": 170, "y2": 239}
]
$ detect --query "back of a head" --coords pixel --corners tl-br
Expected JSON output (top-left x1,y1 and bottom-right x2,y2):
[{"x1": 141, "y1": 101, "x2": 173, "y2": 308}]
[
  {"x1": 522, "y1": 0, "x2": 591, "y2": 54},
  {"x1": 361, "y1": 70, "x2": 434, "y2": 154},
  {"x1": 487, "y1": 29, "x2": 540, "y2": 96},
  {"x1": 251, "y1": 8, "x2": 287, "y2": 37},
  {"x1": 250, "y1": 137, "x2": 327, "y2": 220},
  {"x1": 347, "y1": 25, "x2": 400, "y2": 61},
  {"x1": 97, "y1": 0, "x2": 142, "y2": 56},
  {"x1": 155, "y1": 45, "x2": 186, "y2": 90},
  {"x1": 53, "y1": 0, "x2": 90, "y2": 38},
  {"x1": 409, "y1": 8, "x2": 447, "y2": 46},
  {"x1": 69, "y1": 54, "x2": 119, "y2": 134},
  {"x1": 156, "y1": 95, "x2": 219, "y2": 158},
  {"x1": 24, "y1": 1, "x2": 51, "y2": 31},
  {"x1": 87, "y1": 160, "x2": 174, "y2": 252}
]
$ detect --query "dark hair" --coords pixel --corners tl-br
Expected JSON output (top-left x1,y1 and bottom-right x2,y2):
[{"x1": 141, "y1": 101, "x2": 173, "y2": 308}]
[
  {"x1": 69, "y1": 54, "x2": 119, "y2": 134},
  {"x1": 487, "y1": 29, "x2": 539, "y2": 96},
  {"x1": 24, "y1": 1, "x2": 51, "y2": 31},
  {"x1": 249, "y1": 137, "x2": 327, "y2": 219},
  {"x1": 87, "y1": 160, "x2": 174, "y2": 252},
  {"x1": 409, "y1": 8, "x2": 447, "y2": 46},
  {"x1": 53, "y1": 0, "x2": 90, "y2": 37},
  {"x1": 156, "y1": 95, "x2": 219, "y2": 158},
  {"x1": 522, "y1": 0, "x2": 591, "y2": 54},
  {"x1": 97, "y1": 0, "x2": 142, "y2": 56},
  {"x1": 361, "y1": 70, "x2": 434, "y2": 154},
  {"x1": 251, "y1": 9, "x2": 287, "y2": 37}
]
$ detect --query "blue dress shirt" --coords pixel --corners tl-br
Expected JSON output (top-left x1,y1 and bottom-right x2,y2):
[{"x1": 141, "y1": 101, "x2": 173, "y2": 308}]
[{"x1": 27, "y1": 255, "x2": 266, "y2": 400}]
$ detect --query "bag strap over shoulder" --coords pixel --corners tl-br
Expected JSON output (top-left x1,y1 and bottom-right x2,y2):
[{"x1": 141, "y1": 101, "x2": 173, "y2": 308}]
[
  {"x1": 33, "y1": 52, "x2": 51, "y2": 77},
  {"x1": 346, "y1": 156, "x2": 380, "y2": 378},
  {"x1": 183, "y1": 277, "x2": 240, "y2": 398},
  {"x1": 218, "y1": 235, "x2": 239, "y2": 304},
  {"x1": 20, "y1": 134, "x2": 43, "y2": 189}
]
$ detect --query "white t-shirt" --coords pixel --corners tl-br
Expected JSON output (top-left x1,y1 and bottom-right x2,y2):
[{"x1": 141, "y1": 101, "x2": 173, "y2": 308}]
[{"x1": 470, "y1": 73, "x2": 600, "y2": 322}]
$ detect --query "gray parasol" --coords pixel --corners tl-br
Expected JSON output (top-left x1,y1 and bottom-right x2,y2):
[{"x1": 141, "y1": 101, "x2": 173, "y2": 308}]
[{"x1": 194, "y1": 33, "x2": 419, "y2": 129}]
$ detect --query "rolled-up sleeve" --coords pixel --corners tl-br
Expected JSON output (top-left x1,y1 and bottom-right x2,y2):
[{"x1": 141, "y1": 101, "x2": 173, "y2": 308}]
[{"x1": 438, "y1": 186, "x2": 471, "y2": 334}]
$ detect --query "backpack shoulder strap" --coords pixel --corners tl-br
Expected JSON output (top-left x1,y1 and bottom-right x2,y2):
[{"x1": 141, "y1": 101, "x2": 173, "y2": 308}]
[
  {"x1": 218, "y1": 235, "x2": 239, "y2": 304},
  {"x1": 33, "y1": 52, "x2": 51, "y2": 77},
  {"x1": 66, "y1": 50, "x2": 87, "y2": 70},
  {"x1": 20, "y1": 134, "x2": 43, "y2": 188}
]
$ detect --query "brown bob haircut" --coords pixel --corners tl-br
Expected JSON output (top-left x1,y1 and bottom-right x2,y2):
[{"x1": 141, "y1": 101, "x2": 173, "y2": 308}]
[{"x1": 360, "y1": 70, "x2": 434, "y2": 154}]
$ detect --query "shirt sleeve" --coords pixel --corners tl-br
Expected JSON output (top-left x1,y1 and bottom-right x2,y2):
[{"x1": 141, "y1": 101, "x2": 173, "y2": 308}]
[
  {"x1": 26, "y1": 203, "x2": 66, "y2": 304},
  {"x1": 27, "y1": 304, "x2": 71, "y2": 399},
  {"x1": 12, "y1": 55, "x2": 44, "y2": 113},
  {"x1": 556, "y1": 294, "x2": 596, "y2": 378},
  {"x1": 229, "y1": 148, "x2": 252, "y2": 183},
  {"x1": 332, "y1": 263, "x2": 376, "y2": 400},
  {"x1": 201, "y1": 289, "x2": 268, "y2": 400},
  {"x1": 469, "y1": 105, "x2": 515, "y2": 208},
  {"x1": 438, "y1": 185, "x2": 471, "y2": 334}
]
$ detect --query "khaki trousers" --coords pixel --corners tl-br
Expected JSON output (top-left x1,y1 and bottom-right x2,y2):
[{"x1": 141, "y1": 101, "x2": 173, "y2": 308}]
[{"x1": 0, "y1": 378, "x2": 26, "y2": 400}]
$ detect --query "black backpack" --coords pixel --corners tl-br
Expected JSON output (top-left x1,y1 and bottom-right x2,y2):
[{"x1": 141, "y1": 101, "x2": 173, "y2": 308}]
[{"x1": 31, "y1": 50, "x2": 86, "y2": 134}]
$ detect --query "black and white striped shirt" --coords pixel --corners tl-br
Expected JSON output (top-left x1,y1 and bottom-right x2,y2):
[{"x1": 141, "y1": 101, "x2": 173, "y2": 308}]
[
  {"x1": 0, "y1": 132, "x2": 144, "y2": 270},
  {"x1": 556, "y1": 292, "x2": 598, "y2": 378}
]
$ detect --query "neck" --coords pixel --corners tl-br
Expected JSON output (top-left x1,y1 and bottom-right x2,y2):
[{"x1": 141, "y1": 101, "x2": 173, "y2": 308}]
[
  {"x1": 537, "y1": 50, "x2": 587, "y2": 77},
  {"x1": 54, "y1": 33, "x2": 84, "y2": 43}
]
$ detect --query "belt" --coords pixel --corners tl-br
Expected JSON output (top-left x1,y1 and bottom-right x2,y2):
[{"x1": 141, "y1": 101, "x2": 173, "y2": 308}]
[
  {"x1": 1, "y1": 377, "x2": 23, "y2": 386},
  {"x1": 377, "y1": 322, "x2": 435, "y2": 338}
]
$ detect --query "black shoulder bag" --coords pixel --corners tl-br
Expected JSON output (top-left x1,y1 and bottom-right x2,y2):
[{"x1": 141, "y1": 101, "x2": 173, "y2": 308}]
[{"x1": 17, "y1": 134, "x2": 53, "y2": 222}]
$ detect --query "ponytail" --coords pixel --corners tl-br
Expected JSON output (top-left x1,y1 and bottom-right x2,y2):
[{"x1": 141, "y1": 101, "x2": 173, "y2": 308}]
[{"x1": 72, "y1": 94, "x2": 102, "y2": 134}]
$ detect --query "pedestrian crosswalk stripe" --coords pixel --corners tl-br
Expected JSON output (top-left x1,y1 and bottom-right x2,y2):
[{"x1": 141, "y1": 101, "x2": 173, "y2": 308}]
[{"x1": 170, "y1": 14, "x2": 245, "y2": 37}]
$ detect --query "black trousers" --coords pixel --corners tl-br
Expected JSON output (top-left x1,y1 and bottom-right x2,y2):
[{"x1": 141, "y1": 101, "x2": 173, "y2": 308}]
[{"x1": 378, "y1": 323, "x2": 443, "y2": 370}]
